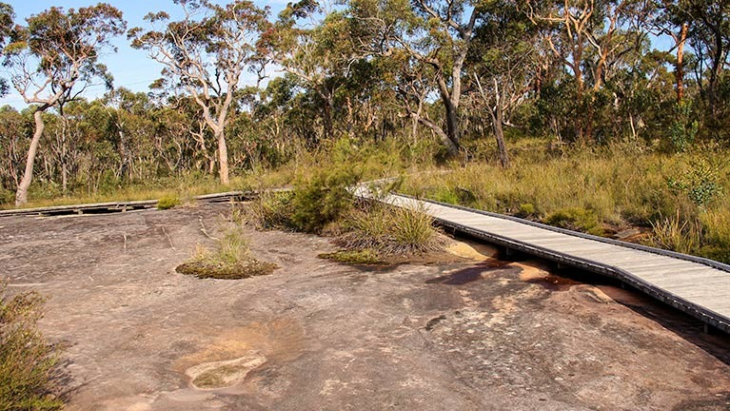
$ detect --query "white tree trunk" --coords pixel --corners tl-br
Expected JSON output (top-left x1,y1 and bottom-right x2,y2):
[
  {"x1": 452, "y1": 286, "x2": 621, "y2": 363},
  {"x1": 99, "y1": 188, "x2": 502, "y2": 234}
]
[
  {"x1": 15, "y1": 110, "x2": 45, "y2": 206},
  {"x1": 217, "y1": 129, "x2": 230, "y2": 185}
]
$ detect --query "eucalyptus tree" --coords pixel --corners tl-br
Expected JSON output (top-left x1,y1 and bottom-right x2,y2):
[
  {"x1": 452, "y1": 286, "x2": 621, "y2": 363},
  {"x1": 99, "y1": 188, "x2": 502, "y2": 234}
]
[
  {"x1": 0, "y1": 3, "x2": 13, "y2": 96},
  {"x1": 3, "y1": 4, "x2": 126, "y2": 205},
  {"x1": 524, "y1": 0, "x2": 653, "y2": 142},
  {"x1": 650, "y1": 0, "x2": 691, "y2": 103},
  {"x1": 265, "y1": 1, "x2": 362, "y2": 141},
  {"x1": 129, "y1": 0, "x2": 270, "y2": 185},
  {"x1": 681, "y1": 0, "x2": 730, "y2": 126},
  {"x1": 349, "y1": 0, "x2": 490, "y2": 155},
  {"x1": 468, "y1": 2, "x2": 542, "y2": 168}
]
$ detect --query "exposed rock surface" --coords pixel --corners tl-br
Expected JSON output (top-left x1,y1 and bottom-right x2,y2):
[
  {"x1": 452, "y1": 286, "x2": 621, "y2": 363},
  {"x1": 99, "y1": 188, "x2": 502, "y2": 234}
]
[{"x1": 1, "y1": 203, "x2": 728, "y2": 411}]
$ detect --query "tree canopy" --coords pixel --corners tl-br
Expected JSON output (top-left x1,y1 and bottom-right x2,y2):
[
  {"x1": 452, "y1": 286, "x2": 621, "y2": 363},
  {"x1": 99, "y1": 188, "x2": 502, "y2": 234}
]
[{"x1": 2, "y1": 0, "x2": 730, "y2": 204}]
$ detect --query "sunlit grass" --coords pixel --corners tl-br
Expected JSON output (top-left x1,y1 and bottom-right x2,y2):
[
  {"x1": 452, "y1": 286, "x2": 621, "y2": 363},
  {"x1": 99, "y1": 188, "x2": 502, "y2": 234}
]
[{"x1": 402, "y1": 137, "x2": 730, "y2": 262}]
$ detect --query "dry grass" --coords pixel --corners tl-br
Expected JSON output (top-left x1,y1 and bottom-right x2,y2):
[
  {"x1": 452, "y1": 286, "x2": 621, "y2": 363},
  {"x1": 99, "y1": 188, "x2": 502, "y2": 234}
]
[
  {"x1": 403, "y1": 138, "x2": 730, "y2": 262},
  {"x1": 336, "y1": 203, "x2": 445, "y2": 256},
  {"x1": 240, "y1": 191, "x2": 296, "y2": 231}
]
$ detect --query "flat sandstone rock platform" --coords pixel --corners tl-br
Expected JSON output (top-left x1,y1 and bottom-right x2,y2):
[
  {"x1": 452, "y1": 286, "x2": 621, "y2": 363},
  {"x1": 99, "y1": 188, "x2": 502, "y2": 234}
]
[{"x1": 1, "y1": 203, "x2": 729, "y2": 411}]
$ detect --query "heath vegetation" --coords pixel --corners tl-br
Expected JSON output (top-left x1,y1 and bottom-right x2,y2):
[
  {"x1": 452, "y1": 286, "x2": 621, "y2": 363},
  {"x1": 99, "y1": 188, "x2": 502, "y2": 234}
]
[{"x1": 0, "y1": 286, "x2": 63, "y2": 411}]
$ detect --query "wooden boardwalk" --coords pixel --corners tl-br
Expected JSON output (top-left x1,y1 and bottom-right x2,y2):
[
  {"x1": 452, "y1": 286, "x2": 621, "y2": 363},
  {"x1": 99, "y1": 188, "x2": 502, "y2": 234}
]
[
  {"x1": 359, "y1": 189, "x2": 730, "y2": 333},
  {"x1": 0, "y1": 191, "x2": 248, "y2": 218}
]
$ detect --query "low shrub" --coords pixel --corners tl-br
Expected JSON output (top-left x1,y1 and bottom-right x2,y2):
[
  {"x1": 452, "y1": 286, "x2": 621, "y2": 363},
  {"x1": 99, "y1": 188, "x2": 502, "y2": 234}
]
[
  {"x1": 289, "y1": 166, "x2": 361, "y2": 233},
  {"x1": 666, "y1": 159, "x2": 724, "y2": 208},
  {"x1": 544, "y1": 207, "x2": 604, "y2": 236},
  {"x1": 157, "y1": 194, "x2": 181, "y2": 210},
  {"x1": 517, "y1": 203, "x2": 536, "y2": 218},
  {"x1": 0, "y1": 286, "x2": 63, "y2": 410}
]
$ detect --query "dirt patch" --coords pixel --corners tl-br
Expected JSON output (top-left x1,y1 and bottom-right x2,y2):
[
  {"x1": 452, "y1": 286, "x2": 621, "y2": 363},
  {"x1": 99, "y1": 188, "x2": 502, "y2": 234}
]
[{"x1": 1, "y1": 204, "x2": 729, "y2": 411}]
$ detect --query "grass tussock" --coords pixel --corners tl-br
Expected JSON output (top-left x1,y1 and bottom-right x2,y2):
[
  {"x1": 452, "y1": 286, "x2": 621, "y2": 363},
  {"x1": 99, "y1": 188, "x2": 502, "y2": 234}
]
[
  {"x1": 0, "y1": 286, "x2": 64, "y2": 411},
  {"x1": 335, "y1": 203, "x2": 445, "y2": 257},
  {"x1": 242, "y1": 191, "x2": 296, "y2": 231},
  {"x1": 176, "y1": 227, "x2": 277, "y2": 280}
]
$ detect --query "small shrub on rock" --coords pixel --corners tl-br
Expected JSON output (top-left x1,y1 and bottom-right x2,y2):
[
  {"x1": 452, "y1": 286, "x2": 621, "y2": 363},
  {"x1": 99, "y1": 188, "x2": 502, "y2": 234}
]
[
  {"x1": 0, "y1": 286, "x2": 63, "y2": 411},
  {"x1": 157, "y1": 195, "x2": 181, "y2": 210},
  {"x1": 289, "y1": 166, "x2": 361, "y2": 233}
]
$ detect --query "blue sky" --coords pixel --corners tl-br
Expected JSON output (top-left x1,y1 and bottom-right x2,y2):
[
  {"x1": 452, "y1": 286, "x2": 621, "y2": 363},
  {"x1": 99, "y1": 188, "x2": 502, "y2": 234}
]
[{"x1": 1, "y1": 1, "x2": 288, "y2": 108}]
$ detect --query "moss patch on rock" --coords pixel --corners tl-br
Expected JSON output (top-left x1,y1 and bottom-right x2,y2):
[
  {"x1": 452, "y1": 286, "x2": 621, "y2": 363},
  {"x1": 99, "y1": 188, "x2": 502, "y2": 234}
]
[{"x1": 176, "y1": 258, "x2": 277, "y2": 280}]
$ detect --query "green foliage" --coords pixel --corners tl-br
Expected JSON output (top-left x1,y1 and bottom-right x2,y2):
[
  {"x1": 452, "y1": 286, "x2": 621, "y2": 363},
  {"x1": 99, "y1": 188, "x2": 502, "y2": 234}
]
[
  {"x1": 666, "y1": 159, "x2": 724, "y2": 208},
  {"x1": 668, "y1": 101, "x2": 699, "y2": 152},
  {"x1": 176, "y1": 226, "x2": 277, "y2": 280},
  {"x1": 0, "y1": 286, "x2": 63, "y2": 411},
  {"x1": 157, "y1": 194, "x2": 180, "y2": 210},
  {"x1": 517, "y1": 203, "x2": 536, "y2": 218},
  {"x1": 0, "y1": 187, "x2": 13, "y2": 206},
  {"x1": 289, "y1": 165, "x2": 361, "y2": 233},
  {"x1": 432, "y1": 187, "x2": 460, "y2": 205},
  {"x1": 545, "y1": 208, "x2": 604, "y2": 236}
]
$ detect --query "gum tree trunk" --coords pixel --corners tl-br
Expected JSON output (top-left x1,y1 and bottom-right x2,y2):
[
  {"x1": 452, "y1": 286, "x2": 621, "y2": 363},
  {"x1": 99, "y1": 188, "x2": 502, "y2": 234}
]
[
  {"x1": 216, "y1": 129, "x2": 229, "y2": 186},
  {"x1": 15, "y1": 109, "x2": 46, "y2": 206}
]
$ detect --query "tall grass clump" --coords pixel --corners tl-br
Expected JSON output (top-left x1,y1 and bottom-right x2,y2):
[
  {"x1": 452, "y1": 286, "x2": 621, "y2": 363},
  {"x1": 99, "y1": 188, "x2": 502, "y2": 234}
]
[
  {"x1": 648, "y1": 211, "x2": 701, "y2": 255},
  {"x1": 0, "y1": 286, "x2": 63, "y2": 410},
  {"x1": 176, "y1": 226, "x2": 277, "y2": 279},
  {"x1": 244, "y1": 191, "x2": 296, "y2": 230},
  {"x1": 336, "y1": 203, "x2": 443, "y2": 255}
]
